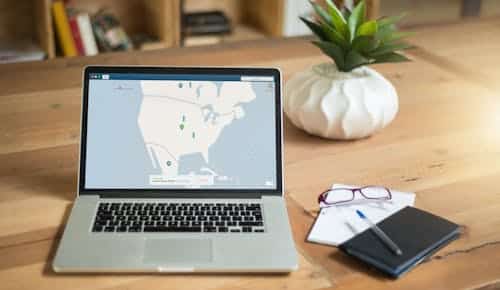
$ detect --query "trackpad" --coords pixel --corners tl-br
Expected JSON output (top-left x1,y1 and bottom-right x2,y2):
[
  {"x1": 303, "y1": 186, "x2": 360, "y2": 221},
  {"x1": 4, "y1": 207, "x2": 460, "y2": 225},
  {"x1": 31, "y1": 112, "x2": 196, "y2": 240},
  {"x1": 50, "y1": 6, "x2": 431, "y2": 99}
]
[{"x1": 143, "y1": 239, "x2": 213, "y2": 264}]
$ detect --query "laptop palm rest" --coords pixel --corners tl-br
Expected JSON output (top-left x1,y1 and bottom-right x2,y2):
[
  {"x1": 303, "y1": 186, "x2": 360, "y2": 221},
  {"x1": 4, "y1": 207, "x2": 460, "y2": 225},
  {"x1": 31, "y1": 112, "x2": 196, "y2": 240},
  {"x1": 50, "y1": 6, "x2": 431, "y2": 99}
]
[{"x1": 143, "y1": 239, "x2": 213, "y2": 267}]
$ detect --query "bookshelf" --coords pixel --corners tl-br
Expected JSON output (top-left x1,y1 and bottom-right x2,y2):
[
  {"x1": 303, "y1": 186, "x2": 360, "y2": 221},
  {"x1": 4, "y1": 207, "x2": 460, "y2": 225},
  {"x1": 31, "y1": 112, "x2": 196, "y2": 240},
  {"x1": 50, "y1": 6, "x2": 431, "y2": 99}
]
[
  {"x1": 0, "y1": 0, "x2": 284, "y2": 61},
  {"x1": 64, "y1": 0, "x2": 181, "y2": 50}
]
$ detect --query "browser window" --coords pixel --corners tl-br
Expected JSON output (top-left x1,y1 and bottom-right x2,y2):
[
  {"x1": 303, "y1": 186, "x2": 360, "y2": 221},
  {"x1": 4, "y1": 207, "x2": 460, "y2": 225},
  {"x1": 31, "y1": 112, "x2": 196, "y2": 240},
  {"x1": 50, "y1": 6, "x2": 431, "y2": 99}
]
[{"x1": 85, "y1": 72, "x2": 277, "y2": 190}]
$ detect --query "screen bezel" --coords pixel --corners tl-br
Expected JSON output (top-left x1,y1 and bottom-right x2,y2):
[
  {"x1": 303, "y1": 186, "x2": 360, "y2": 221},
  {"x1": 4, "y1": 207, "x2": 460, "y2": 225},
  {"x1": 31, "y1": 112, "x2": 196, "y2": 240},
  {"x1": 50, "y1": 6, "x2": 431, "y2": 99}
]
[{"x1": 78, "y1": 66, "x2": 283, "y2": 198}]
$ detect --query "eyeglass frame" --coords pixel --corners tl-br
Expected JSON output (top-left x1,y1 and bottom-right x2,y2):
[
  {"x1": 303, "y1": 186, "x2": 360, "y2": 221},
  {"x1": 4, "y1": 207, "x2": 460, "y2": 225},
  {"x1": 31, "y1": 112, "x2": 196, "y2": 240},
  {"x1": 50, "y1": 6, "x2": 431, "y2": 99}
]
[{"x1": 318, "y1": 186, "x2": 392, "y2": 206}]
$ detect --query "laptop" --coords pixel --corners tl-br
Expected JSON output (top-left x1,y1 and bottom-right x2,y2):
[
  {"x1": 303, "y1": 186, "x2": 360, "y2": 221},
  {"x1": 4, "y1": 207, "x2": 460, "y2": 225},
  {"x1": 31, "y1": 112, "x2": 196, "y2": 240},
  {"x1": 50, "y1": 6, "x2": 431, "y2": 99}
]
[{"x1": 53, "y1": 66, "x2": 298, "y2": 273}]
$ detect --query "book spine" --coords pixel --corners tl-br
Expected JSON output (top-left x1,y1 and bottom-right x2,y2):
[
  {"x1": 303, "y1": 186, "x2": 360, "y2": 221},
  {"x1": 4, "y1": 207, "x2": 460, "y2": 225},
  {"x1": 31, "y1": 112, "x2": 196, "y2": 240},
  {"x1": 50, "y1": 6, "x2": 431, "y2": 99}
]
[
  {"x1": 76, "y1": 14, "x2": 99, "y2": 56},
  {"x1": 68, "y1": 16, "x2": 85, "y2": 56},
  {"x1": 52, "y1": 1, "x2": 78, "y2": 57}
]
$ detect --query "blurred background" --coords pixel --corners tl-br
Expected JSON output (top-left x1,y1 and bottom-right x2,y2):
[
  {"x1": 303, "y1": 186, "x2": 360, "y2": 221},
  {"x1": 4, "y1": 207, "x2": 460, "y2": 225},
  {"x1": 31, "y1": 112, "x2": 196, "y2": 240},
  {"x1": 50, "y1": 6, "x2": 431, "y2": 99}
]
[{"x1": 1, "y1": 0, "x2": 499, "y2": 64}]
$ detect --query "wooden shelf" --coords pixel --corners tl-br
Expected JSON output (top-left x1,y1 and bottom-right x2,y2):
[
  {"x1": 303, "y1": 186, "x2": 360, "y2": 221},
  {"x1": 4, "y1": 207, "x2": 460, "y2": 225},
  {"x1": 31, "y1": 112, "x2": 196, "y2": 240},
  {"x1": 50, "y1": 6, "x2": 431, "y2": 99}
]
[
  {"x1": 66, "y1": 0, "x2": 181, "y2": 49},
  {"x1": 182, "y1": 0, "x2": 284, "y2": 47},
  {"x1": 0, "y1": 0, "x2": 284, "y2": 61},
  {"x1": 184, "y1": 24, "x2": 267, "y2": 47}
]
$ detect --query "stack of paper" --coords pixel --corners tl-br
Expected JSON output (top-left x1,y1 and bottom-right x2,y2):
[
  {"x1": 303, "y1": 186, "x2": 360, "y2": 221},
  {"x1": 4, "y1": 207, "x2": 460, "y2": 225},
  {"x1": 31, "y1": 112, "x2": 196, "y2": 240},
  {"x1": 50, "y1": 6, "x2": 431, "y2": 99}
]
[{"x1": 307, "y1": 184, "x2": 415, "y2": 246}]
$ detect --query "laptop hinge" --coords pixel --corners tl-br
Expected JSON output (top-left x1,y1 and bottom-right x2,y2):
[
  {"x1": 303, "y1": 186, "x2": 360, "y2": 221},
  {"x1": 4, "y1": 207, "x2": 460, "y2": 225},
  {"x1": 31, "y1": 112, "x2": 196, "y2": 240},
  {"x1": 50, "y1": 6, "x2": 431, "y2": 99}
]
[{"x1": 88, "y1": 192, "x2": 269, "y2": 199}]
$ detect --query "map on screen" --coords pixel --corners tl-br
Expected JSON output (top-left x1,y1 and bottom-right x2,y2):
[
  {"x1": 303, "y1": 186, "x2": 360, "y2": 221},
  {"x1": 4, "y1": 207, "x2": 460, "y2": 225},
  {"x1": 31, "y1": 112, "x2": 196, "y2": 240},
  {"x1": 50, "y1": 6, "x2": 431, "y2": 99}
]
[{"x1": 84, "y1": 73, "x2": 277, "y2": 189}]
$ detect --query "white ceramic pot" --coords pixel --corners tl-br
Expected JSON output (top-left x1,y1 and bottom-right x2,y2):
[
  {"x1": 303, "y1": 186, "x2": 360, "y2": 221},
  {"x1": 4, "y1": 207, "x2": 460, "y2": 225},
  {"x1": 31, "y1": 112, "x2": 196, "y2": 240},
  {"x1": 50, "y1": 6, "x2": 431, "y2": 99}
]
[{"x1": 284, "y1": 63, "x2": 398, "y2": 140}]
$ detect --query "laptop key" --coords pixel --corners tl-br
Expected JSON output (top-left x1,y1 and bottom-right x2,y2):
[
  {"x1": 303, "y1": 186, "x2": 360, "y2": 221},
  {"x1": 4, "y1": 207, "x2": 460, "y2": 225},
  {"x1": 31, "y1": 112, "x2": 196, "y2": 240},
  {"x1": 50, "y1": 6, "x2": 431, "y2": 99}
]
[
  {"x1": 92, "y1": 225, "x2": 103, "y2": 232},
  {"x1": 128, "y1": 226, "x2": 141, "y2": 232},
  {"x1": 203, "y1": 227, "x2": 217, "y2": 232},
  {"x1": 117, "y1": 226, "x2": 127, "y2": 232},
  {"x1": 104, "y1": 226, "x2": 115, "y2": 232},
  {"x1": 242, "y1": 227, "x2": 252, "y2": 233},
  {"x1": 218, "y1": 227, "x2": 228, "y2": 232},
  {"x1": 94, "y1": 220, "x2": 107, "y2": 226},
  {"x1": 239, "y1": 221, "x2": 263, "y2": 227},
  {"x1": 144, "y1": 226, "x2": 201, "y2": 232}
]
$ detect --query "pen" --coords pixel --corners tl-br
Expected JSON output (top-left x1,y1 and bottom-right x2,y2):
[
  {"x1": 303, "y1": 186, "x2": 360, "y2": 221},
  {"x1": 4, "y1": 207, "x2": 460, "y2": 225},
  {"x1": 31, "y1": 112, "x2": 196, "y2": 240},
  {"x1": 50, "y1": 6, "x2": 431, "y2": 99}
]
[{"x1": 356, "y1": 209, "x2": 403, "y2": 256}]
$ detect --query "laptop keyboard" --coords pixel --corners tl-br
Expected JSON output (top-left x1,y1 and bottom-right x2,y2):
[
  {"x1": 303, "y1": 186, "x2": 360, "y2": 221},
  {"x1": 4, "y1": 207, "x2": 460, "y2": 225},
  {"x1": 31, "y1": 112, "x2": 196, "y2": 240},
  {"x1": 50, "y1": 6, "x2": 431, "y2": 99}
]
[{"x1": 92, "y1": 202, "x2": 265, "y2": 233}]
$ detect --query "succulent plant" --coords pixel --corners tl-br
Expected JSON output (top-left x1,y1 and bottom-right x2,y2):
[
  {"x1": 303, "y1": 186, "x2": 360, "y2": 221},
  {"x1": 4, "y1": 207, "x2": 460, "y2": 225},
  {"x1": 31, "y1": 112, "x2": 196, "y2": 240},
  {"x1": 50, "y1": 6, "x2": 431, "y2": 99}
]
[{"x1": 301, "y1": 0, "x2": 413, "y2": 72}]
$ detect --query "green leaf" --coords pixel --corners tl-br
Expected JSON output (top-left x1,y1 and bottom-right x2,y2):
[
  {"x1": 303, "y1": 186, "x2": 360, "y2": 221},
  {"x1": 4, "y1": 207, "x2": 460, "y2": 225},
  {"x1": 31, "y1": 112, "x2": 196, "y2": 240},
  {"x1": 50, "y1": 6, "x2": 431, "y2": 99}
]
[
  {"x1": 300, "y1": 16, "x2": 349, "y2": 49},
  {"x1": 310, "y1": 1, "x2": 332, "y2": 26},
  {"x1": 324, "y1": 25, "x2": 350, "y2": 49},
  {"x1": 357, "y1": 20, "x2": 378, "y2": 37},
  {"x1": 371, "y1": 42, "x2": 414, "y2": 56},
  {"x1": 373, "y1": 52, "x2": 410, "y2": 64},
  {"x1": 384, "y1": 31, "x2": 415, "y2": 43},
  {"x1": 324, "y1": 0, "x2": 349, "y2": 39},
  {"x1": 377, "y1": 13, "x2": 407, "y2": 27},
  {"x1": 312, "y1": 41, "x2": 345, "y2": 70},
  {"x1": 344, "y1": 50, "x2": 371, "y2": 71},
  {"x1": 348, "y1": 0, "x2": 366, "y2": 40},
  {"x1": 352, "y1": 35, "x2": 379, "y2": 53},
  {"x1": 342, "y1": 6, "x2": 351, "y2": 20},
  {"x1": 374, "y1": 23, "x2": 397, "y2": 43},
  {"x1": 300, "y1": 17, "x2": 329, "y2": 41}
]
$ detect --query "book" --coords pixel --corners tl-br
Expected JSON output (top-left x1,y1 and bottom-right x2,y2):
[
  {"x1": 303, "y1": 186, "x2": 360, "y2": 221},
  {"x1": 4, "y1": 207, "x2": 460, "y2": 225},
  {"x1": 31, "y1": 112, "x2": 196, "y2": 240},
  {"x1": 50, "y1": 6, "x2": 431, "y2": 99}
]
[
  {"x1": 339, "y1": 206, "x2": 461, "y2": 278},
  {"x1": 76, "y1": 13, "x2": 99, "y2": 56},
  {"x1": 182, "y1": 11, "x2": 231, "y2": 36},
  {"x1": 68, "y1": 15, "x2": 85, "y2": 56},
  {"x1": 52, "y1": 1, "x2": 77, "y2": 57}
]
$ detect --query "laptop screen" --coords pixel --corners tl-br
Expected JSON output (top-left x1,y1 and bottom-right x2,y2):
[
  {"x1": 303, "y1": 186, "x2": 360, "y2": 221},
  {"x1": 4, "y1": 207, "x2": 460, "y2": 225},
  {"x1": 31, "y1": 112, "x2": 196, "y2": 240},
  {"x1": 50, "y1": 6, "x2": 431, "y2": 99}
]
[{"x1": 83, "y1": 70, "x2": 278, "y2": 190}]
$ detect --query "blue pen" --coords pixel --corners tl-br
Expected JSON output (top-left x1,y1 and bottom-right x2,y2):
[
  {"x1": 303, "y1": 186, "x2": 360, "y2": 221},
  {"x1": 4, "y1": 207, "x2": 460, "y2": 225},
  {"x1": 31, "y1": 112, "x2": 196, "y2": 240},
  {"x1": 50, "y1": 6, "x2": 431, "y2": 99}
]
[{"x1": 356, "y1": 210, "x2": 403, "y2": 256}]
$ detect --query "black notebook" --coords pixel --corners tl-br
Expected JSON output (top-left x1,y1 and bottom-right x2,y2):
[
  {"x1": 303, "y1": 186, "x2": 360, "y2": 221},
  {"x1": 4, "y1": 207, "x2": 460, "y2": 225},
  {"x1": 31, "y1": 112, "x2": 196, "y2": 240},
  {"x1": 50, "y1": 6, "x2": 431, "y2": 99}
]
[{"x1": 339, "y1": 206, "x2": 461, "y2": 278}]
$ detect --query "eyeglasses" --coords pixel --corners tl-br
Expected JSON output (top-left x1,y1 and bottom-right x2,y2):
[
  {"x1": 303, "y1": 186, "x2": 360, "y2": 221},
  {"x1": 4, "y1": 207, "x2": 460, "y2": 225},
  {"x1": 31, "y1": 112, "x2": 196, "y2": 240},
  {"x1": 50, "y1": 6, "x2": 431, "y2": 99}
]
[{"x1": 318, "y1": 186, "x2": 392, "y2": 207}]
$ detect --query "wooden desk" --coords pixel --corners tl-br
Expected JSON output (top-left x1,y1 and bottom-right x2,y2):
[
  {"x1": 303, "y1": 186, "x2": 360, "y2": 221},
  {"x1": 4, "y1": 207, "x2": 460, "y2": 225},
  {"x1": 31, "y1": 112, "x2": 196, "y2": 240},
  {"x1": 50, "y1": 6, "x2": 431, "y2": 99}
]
[{"x1": 1, "y1": 18, "x2": 500, "y2": 290}]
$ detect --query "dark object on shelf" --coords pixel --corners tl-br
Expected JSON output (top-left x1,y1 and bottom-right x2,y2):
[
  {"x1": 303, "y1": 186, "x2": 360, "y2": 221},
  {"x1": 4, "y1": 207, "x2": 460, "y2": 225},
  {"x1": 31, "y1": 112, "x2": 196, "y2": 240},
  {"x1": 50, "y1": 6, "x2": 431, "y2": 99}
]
[
  {"x1": 182, "y1": 11, "x2": 231, "y2": 36},
  {"x1": 92, "y1": 10, "x2": 132, "y2": 52}
]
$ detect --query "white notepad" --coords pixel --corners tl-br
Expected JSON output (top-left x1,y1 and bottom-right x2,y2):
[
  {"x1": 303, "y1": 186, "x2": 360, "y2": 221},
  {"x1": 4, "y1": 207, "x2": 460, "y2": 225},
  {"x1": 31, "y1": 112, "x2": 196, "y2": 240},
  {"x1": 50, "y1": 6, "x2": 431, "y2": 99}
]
[{"x1": 307, "y1": 184, "x2": 415, "y2": 246}]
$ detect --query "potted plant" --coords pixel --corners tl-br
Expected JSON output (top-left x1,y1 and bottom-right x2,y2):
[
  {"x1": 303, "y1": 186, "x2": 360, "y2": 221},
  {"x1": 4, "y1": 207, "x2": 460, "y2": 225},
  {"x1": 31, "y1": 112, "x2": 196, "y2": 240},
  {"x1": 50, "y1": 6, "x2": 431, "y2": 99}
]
[{"x1": 284, "y1": 0, "x2": 412, "y2": 140}]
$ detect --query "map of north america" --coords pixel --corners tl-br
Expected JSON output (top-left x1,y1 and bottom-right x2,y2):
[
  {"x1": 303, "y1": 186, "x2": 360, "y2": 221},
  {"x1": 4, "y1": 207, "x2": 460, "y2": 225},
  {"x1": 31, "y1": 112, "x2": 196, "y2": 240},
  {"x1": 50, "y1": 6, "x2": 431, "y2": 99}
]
[{"x1": 137, "y1": 80, "x2": 256, "y2": 186}]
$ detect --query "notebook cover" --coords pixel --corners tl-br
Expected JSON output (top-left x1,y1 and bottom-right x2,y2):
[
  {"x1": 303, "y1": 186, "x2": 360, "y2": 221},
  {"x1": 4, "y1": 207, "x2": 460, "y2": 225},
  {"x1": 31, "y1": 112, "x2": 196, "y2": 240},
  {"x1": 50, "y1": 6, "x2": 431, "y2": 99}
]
[{"x1": 339, "y1": 206, "x2": 461, "y2": 278}]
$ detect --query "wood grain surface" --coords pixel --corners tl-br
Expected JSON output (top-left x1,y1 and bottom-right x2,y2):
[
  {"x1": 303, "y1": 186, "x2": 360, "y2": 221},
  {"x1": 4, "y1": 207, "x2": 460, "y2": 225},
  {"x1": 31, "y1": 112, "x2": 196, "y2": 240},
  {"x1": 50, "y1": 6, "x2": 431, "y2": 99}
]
[{"x1": 1, "y1": 18, "x2": 500, "y2": 290}]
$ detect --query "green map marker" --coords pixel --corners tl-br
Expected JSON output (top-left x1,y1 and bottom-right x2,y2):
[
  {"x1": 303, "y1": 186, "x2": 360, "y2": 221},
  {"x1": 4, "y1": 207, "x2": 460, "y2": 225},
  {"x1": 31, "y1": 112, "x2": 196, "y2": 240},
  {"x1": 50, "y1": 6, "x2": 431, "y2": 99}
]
[
  {"x1": 179, "y1": 124, "x2": 184, "y2": 130},
  {"x1": 166, "y1": 161, "x2": 172, "y2": 166}
]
